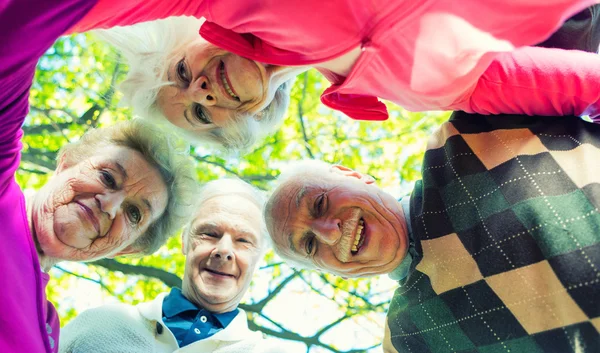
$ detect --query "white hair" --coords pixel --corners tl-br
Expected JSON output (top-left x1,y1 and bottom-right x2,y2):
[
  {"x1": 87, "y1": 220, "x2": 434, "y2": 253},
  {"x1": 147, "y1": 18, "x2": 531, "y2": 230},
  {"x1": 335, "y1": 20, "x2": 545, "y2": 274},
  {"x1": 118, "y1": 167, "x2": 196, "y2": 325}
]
[
  {"x1": 182, "y1": 178, "x2": 270, "y2": 252},
  {"x1": 94, "y1": 16, "x2": 293, "y2": 153}
]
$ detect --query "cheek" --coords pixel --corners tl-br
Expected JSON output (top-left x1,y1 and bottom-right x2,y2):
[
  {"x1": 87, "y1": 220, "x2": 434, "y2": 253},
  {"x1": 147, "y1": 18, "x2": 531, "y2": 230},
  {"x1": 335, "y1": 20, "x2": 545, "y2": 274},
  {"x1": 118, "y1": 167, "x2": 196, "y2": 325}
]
[
  {"x1": 53, "y1": 205, "x2": 84, "y2": 237},
  {"x1": 316, "y1": 250, "x2": 340, "y2": 269},
  {"x1": 156, "y1": 88, "x2": 186, "y2": 128},
  {"x1": 98, "y1": 219, "x2": 132, "y2": 252},
  {"x1": 237, "y1": 252, "x2": 259, "y2": 275},
  {"x1": 187, "y1": 244, "x2": 212, "y2": 267}
]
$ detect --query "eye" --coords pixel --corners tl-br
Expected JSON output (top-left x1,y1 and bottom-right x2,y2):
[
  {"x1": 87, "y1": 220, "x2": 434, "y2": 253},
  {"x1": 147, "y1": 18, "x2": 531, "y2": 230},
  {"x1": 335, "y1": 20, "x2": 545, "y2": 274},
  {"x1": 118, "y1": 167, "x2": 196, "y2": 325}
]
[
  {"x1": 193, "y1": 104, "x2": 213, "y2": 125},
  {"x1": 176, "y1": 58, "x2": 190, "y2": 83},
  {"x1": 313, "y1": 193, "x2": 327, "y2": 217},
  {"x1": 100, "y1": 170, "x2": 117, "y2": 189},
  {"x1": 305, "y1": 236, "x2": 316, "y2": 256},
  {"x1": 126, "y1": 204, "x2": 142, "y2": 225},
  {"x1": 202, "y1": 233, "x2": 217, "y2": 238}
]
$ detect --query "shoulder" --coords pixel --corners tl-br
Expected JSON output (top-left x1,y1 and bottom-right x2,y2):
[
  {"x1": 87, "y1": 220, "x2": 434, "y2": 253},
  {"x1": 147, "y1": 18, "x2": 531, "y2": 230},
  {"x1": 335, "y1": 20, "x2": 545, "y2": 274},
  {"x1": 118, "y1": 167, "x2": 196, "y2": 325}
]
[
  {"x1": 59, "y1": 302, "x2": 154, "y2": 353},
  {"x1": 64, "y1": 302, "x2": 143, "y2": 331}
]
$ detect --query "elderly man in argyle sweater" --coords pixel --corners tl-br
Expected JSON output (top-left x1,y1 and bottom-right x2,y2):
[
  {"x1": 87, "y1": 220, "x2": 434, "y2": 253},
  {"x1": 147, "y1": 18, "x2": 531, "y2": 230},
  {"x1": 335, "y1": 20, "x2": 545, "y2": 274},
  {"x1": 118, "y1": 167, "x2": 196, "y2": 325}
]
[{"x1": 265, "y1": 112, "x2": 600, "y2": 353}]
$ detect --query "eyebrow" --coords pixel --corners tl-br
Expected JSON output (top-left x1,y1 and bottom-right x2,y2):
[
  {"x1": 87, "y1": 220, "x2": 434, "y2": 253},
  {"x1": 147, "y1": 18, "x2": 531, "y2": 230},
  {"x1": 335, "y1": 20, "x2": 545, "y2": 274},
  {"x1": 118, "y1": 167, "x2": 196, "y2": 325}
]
[
  {"x1": 287, "y1": 186, "x2": 314, "y2": 254},
  {"x1": 115, "y1": 161, "x2": 154, "y2": 221},
  {"x1": 142, "y1": 199, "x2": 154, "y2": 221},
  {"x1": 295, "y1": 185, "x2": 309, "y2": 209},
  {"x1": 194, "y1": 222, "x2": 257, "y2": 241},
  {"x1": 184, "y1": 109, "x2": 194, "y2": 127},
  {"x1": 114, "y1": 162, "x2": 128, "y2": 181},
  {"x1": 288, "y1": 233, "x2": 297, "y2": 253}
]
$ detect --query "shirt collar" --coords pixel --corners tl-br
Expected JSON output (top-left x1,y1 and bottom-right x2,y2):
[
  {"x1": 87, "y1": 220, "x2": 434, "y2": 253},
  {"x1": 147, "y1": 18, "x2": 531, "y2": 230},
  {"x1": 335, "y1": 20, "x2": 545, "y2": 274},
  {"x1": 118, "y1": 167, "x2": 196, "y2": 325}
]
[{"x1": 162, "y1": 288, "x2": 239, "y2": 327}]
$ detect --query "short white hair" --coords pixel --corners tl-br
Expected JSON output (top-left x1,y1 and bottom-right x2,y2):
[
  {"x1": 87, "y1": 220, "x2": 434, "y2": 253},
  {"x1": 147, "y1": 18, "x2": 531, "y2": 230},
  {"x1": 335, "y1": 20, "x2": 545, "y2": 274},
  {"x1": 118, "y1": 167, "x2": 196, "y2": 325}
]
[
  {"x1": 182, "y1": 178, "x2": 270, "y2": 252},
  {"x1": 94, "y1": 16, "x2": 293, "y2": 153}
]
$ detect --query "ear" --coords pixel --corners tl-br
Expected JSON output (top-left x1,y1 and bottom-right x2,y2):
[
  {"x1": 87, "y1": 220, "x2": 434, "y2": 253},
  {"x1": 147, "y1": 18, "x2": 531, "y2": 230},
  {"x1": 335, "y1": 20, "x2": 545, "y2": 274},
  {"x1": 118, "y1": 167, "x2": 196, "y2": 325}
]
[
  {"x1": 181, "y1": 228, "x2": 188, "y2": 255},
  {"x1": 55, "y1": 152, "x2": 71, "y2": 173},
  {"x1": 331, "y1": 165, "x2": 375, "y2": 184}
]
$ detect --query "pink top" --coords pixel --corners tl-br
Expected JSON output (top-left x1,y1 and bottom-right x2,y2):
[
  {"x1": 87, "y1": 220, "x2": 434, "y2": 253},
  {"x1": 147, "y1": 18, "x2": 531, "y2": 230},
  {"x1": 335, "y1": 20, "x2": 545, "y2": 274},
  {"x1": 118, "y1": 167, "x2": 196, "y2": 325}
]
[
  {"x1": 0, "y1": 0, "x2": 97, "y2": 352},
  {"x1": 71, "y1": 0, "x2": 600, "y2": 121}
]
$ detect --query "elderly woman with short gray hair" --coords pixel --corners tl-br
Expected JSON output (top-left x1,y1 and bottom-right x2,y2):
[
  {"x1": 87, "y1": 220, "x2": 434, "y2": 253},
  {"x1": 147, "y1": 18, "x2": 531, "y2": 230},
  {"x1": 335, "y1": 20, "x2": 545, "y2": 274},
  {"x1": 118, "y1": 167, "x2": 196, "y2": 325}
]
[{"x1": 1, "y1": 118, "x2": 198, "y2": 353}]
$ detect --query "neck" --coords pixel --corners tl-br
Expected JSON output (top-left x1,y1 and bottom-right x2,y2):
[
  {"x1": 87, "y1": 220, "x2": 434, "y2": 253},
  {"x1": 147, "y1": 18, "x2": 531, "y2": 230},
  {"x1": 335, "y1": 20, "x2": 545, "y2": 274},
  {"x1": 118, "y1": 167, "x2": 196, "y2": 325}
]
[
  {"x1": 26, "y1": 193, "x2": 58, "y2": 272},
  {"x1": 315, "y1": 46, "x2": 361, "y2": 77},
  {"x1": 388, "y1": 198, "x2": 413, "y2": 280},
  {"x1": 182, "y1": 284, "x2": 238, "y2": 314}
]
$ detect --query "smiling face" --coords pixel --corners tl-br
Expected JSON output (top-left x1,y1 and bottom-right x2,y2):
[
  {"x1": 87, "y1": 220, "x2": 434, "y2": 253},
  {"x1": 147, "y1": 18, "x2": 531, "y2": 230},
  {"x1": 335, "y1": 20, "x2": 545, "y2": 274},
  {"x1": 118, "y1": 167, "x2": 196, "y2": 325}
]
[
  {"x1": 181, "y1": 194, "x2": 263, "y2": 313},
  {"x1": 30, "y1": 146, "x2": 169, "y2": 262},
  {"x1": 266, "y1": 165, "x2": 409, "y2": 278},
  {"x1": 156, "y1": 37, "x2": 300, "y2": 133}
]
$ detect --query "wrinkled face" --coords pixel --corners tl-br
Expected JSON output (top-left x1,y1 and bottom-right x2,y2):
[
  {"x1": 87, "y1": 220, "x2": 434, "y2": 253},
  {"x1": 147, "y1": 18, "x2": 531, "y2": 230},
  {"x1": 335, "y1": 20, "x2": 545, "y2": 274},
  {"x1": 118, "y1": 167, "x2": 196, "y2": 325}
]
[
  {"x1": 156, "y1": 37, "x2": 297, "y2": 133},
  {"x1": 182, "y1": 194, "x2": 263, "y2": 313},
  {"x1": 266, "y1": 166, "x2": 409, "y2": 278},
  {"x1": 31, "y1": 146, "x2": 169, "y2": 262}
]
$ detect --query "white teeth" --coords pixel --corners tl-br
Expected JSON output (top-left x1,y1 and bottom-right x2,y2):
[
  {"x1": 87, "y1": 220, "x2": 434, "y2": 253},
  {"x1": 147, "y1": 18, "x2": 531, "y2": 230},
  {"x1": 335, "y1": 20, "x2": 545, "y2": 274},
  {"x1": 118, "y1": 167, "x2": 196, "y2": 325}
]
[
  {"x1": 220, "y1": 65, "x2": 239, "y2": 99},
  {"x1": 354, "y1": 225, "x2": 363, "y2": 246},
  {"x1": 352, "y1": 219, "x2": 364, "y2": 252}
]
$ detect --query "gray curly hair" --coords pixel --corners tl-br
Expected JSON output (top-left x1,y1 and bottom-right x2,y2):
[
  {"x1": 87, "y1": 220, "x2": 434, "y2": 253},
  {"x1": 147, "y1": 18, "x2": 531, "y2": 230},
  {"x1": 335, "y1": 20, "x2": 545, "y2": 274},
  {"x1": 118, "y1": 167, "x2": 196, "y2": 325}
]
[
  {"x1": 94, "y1": 16, "x2": 293, "y2": 153},
  {"x1": 58, "y1": 119, "x2": 199, "y2": 255}
]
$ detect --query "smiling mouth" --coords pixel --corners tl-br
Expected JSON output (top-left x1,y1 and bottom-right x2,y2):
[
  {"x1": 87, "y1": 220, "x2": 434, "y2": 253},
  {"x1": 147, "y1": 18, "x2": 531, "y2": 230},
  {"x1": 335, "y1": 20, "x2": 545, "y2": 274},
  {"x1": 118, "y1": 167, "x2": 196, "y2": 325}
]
[
  {"x1": 218, "y1": 61, "x2": 240, "y2": 101},
  {"x1": 351, "y1": 218, "x2": 366, "y2": 254},
  {"x1": 205, "y1": 268, "x2": 235, "y2": 278},
  {"x1": 75, "y1": 201, "x2": 100, "y2": 236}
]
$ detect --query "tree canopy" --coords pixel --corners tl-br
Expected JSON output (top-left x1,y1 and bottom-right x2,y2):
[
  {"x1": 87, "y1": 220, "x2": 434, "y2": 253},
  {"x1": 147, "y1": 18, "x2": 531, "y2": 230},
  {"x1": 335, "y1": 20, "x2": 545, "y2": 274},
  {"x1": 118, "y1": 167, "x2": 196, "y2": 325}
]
[{"x1": 23, "y1": 33, "x2": 450, "y2": 353}]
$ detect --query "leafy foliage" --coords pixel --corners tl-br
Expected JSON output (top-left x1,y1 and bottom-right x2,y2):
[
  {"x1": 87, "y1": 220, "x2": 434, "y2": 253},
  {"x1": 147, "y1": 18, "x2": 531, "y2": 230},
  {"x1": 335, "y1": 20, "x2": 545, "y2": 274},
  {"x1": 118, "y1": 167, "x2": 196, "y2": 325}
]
[{"x1": 22, "y1": 33, "x2": 449, "y2": 353}]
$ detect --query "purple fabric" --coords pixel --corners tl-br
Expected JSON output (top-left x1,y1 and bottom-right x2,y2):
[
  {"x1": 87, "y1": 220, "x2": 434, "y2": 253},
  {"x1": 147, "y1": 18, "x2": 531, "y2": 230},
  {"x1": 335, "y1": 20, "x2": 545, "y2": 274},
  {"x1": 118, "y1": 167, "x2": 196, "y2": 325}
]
[{"x1": 0, "y1": 1, "x2": 97, "y2": 352}]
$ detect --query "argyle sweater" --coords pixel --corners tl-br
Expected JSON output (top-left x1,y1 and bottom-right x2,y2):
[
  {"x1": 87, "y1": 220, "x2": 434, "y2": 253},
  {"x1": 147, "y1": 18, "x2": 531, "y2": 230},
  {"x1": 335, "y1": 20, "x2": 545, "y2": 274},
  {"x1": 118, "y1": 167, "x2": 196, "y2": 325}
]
[{"x1": 384, "y1": 112, "x2": 600, "y2": 353}]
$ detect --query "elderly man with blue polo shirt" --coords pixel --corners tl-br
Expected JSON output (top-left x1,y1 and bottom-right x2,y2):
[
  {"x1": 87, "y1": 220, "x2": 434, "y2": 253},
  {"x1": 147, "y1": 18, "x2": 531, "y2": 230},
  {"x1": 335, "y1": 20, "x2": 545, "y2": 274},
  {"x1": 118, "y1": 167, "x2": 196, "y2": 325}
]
[{"x1": 59, "y1": 178, "x2": 281, "y2": 353}]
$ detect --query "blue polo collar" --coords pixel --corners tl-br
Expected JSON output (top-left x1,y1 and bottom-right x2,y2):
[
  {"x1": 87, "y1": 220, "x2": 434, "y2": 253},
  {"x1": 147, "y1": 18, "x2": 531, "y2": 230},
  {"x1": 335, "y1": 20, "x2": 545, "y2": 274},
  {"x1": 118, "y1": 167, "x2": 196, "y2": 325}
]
[{"x1": 162, "y1": 287, "x2": 239, "y2": 328}]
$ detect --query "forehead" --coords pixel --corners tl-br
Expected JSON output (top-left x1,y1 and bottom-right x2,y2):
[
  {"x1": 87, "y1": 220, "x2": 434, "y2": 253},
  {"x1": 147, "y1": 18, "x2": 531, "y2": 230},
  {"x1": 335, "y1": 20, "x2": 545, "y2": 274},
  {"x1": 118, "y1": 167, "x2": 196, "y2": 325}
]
[
  {"x1": 192, "y1": 194, "x2": 262, "y2": 235},
  {"x1": 269, "y1": 179, "x2": 320, "y2": 242},
  {"x1": 91, "y1": 145, "x2": 168, "y2": 210}
]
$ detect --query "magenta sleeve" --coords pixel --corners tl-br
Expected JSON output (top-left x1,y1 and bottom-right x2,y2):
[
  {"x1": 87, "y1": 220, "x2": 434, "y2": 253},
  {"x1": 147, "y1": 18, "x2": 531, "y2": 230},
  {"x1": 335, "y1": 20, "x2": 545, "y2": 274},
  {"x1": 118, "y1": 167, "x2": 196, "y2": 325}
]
[{"x1": 454, "y1": 46, "x2": 600, "y2": 120}]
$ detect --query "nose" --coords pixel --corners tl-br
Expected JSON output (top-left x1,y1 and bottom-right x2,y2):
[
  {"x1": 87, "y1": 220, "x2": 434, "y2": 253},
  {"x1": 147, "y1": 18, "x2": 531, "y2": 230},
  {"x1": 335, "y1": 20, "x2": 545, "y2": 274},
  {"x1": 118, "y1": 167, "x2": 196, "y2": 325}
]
[
  {"x1": 96, "y1": 191, "x2": 126, "y2": 219},
  {"x1": 189, "y1": 76, "x2": 217, "y2": 106},
  {"x1": 212, "y1": 234, "x2": 235, "y2": 262},
  {"x1": 312, "y1": 218, "x2": 342, "y2": 245}
]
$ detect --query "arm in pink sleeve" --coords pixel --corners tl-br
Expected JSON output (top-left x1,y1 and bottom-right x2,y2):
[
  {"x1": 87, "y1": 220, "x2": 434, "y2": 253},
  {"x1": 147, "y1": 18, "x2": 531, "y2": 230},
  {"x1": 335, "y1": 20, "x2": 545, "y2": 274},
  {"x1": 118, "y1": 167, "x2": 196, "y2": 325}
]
[
  {"x1": 66, "y1": 0, "x2": 208, "y2": 34},
  {"x1": 453, "y1": 46, "x2": 600, "y2": 121}
]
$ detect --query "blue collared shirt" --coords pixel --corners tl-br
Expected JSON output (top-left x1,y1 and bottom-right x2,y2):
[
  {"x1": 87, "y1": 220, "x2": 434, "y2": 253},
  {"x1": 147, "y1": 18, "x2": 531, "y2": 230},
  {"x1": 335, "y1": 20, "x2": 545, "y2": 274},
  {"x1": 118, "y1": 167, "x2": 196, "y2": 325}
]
[{"x1": 162, "y1": 288, "x2": 239, "y2": 348}]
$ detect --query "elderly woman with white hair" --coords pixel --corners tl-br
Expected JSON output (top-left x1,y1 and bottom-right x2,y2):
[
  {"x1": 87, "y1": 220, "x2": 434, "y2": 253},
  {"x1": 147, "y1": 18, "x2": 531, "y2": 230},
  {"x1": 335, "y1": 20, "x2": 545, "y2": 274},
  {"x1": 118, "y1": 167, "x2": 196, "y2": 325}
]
[
  {"x1": 88, "y1": 16, "x2": 304, "y2": 152},
  {"x1": 0, "y1": 2, "x2": 197, "y2": 352},
  {"x1": 61, "y1": 0, "x2": 600, "y2": 154}
]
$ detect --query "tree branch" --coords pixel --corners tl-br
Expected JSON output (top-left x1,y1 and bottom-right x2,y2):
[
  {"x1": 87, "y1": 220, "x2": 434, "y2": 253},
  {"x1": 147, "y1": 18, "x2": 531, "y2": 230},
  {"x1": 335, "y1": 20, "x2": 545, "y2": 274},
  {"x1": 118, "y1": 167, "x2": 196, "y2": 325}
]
[
  {"x1": 297, "y1": 72, "x2": 314, "y2": 159},
  {"x1": 90, "y1": 258, "x2": 182, "y2": 288},
  {"x1": 55, "y1": 265, "x2": 115, "y2": 296}
]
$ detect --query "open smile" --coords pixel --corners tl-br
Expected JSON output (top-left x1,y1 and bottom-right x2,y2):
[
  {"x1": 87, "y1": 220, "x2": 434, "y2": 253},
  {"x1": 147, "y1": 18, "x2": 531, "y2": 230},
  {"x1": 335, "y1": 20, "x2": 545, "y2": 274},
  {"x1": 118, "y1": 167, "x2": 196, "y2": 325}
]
[
  {"x1": 217, "y1": 60, "x2": 240, "y2": 101},
  {"x1": 75, "y1": 201, "x2": 100, "y2": 236},
  {"x1": 351, "y1": 218, "x2": 366, "y2": 255}
]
